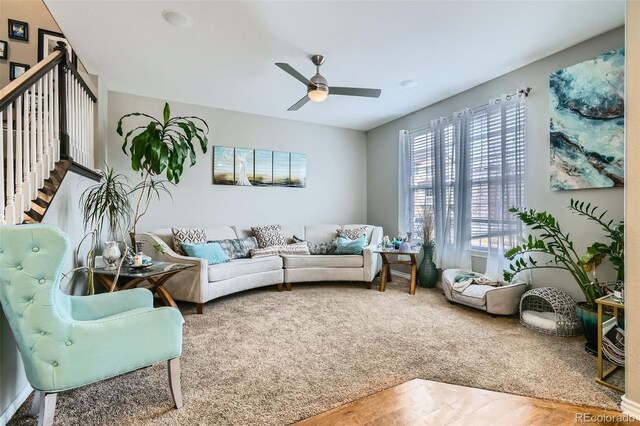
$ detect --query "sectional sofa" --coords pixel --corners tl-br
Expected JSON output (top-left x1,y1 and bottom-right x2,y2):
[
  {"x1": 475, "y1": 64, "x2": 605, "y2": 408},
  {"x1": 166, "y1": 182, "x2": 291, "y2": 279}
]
[{"x1": 139, "y1": 224, "x2": 383, "y2": 313}]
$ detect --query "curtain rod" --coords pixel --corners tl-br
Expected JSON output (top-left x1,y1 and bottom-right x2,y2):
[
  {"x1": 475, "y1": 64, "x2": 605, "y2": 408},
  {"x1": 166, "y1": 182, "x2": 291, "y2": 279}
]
[{"x1": 406, "y1": 87, "x2": 532, "y2": 135}]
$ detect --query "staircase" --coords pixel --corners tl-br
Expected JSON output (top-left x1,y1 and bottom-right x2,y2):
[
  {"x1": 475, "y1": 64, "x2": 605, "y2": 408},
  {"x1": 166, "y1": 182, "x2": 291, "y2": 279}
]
[{"x1": 0, "y1": 43, "x2": 99, "y2": 226}]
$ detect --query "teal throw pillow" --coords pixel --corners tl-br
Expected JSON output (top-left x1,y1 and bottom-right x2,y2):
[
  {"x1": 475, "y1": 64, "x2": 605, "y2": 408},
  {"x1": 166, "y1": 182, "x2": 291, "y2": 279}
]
[
  {"x1": 182, "y1": 242, "x2": 229, "y2": 265},
  {"x1": 335, "y1": 235, "x2": 366, "y2": 255}
]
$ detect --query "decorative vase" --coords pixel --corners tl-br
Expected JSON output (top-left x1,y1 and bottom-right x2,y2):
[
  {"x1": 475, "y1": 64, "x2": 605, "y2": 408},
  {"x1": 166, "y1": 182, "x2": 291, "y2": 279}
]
[
  {"x1": 576, "y1": 302, "x2": 625, "y2": 356},
  {"x1": 102, "y1": 241, "x2": 121, "y2": 271},
  {"x1": 418, "y1": 244, "x2": 437, "y2": 288},
  {"x1": 399, "y1": 241, "x2": 411, "y2": 251}
]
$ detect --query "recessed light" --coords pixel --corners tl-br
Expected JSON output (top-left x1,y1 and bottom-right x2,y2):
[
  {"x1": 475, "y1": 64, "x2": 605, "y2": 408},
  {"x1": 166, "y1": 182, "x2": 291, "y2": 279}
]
[
  {"x1": 162, "y1": 9, "x2": 193, "y2": 27},
  {"x1": 400, "y1": 80, "x2": 418, "y2": 88}
]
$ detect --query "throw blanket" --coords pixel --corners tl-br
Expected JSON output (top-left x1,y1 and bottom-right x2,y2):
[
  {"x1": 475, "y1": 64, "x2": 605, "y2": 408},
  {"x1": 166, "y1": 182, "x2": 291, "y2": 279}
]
[{"x1": 452, "y1": 273, "x2": 500, "y2": 293}]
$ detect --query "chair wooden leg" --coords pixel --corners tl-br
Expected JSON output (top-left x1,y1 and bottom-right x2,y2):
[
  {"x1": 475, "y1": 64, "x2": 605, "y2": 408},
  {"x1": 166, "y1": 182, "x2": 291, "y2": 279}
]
[
  {"x1": 168, "y1": 358, "x2": 183, "y2": 409},
  {"x1": 38, "y1": 393, "x2": 57, "y2": 426},
  {"x1": 285, "y1": 282, "x2": 291, "y2": 291},
  {"x1": 30, "y1": 391, "x2": 43, "y2": 417},
  {"x1": 277, "y1": 283, "x2": 283, "y2": 292},
  {"x1": 366, "y1": 281, "x2": 371, "y2": 289},
  {"x1": 196, "y1": 303, "x2": 204, "y2": 315}
]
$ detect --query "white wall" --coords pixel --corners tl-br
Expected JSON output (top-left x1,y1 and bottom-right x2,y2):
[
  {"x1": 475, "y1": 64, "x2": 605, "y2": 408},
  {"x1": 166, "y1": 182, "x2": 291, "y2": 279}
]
[
  {"x1": 106, "y1": 91, "x2": 368, "y2": 231},
  {"x1": 366, "y1": 27, "x2": 625, "y2": 301},
  {"x1": 1, "y1": 172, "x2": 98, "y2": 425}
]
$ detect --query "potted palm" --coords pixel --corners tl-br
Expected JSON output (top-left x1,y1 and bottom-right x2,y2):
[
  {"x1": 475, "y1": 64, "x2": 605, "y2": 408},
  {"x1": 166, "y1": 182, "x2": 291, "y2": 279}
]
[
  {"x1": 504, "y1": 199, "x2": 624, "y2": 353},
  {"x1": 79, "y1": 167, "x2": 133, "y2": 294},
  {"x1": 117, "y1": 102, "x2": 209, "y2": 247}
]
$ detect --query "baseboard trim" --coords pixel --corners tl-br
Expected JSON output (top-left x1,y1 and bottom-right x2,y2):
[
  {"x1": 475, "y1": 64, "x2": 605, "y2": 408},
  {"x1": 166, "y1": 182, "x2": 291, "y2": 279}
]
[
  {"x1": 390, "y1": 270, "x2": 411, "y2": 280},
  {"x1": 621, "y1": 394, "x2": 640, "y2": 419},
  {"x1": 0, "y1": 385, "x2": 32, "y2": 426},
  {"x1": 389, "y1": 270, "x2": 442, "y2": 289}
]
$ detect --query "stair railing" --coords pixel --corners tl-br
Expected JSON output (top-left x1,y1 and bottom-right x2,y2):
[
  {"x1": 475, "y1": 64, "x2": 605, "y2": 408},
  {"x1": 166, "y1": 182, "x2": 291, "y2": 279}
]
[{"x1": 0, "y1": 42, "x2": 97, "y2": 225}]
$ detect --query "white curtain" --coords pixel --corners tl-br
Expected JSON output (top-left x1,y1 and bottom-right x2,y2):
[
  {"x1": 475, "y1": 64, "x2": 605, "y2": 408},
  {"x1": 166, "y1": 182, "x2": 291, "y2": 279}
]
[
  {"x1": 398, "y1": 130, "x2": 412, "y2": 237},
  {"x1": 432, "y1": 109, "x2": 473, "y2": 270},
  {"x1": 484, "y1": 94, "x2": 527, "y2": 280}
]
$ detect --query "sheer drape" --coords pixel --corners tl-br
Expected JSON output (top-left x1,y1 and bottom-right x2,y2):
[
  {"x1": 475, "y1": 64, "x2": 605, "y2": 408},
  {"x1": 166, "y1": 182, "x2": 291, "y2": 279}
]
[
  {"x1": 432, "y1": 109, "x2": 473, "y2": 270},
  {"x1": 484, "y1": 94, "x2": 527, "y2": 280},
  {"x1": 398, "y1": 130, "x2": 412, "y2": 237}
]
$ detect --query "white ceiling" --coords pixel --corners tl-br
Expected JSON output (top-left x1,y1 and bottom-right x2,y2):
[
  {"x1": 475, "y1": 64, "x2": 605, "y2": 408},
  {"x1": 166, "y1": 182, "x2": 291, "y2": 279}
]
[{"x1": 44, "y1": 0, "x2": 625, "y2": 131}]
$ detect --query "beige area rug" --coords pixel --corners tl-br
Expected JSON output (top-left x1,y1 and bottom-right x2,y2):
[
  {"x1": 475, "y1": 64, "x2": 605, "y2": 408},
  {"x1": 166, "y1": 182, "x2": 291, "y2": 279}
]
[{"x1": 9, "y1": 278, "x2": 623, "y2": 426}]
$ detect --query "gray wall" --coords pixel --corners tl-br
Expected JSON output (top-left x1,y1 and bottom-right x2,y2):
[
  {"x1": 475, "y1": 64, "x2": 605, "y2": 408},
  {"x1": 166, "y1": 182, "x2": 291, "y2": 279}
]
[
  {"x1": 366, "y1": 27, "x2": 625, "y2": 301},
  {"x1": 106, "y1": 91, "x2": 368, "y2": 232},
  {"x1": 1, "y1": 172, "x2": 97, "y2": 424}
]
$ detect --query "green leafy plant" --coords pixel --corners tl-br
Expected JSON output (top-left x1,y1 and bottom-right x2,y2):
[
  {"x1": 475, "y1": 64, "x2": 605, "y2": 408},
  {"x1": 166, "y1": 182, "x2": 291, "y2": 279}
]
[
  {"x1": 78, "y1": 167, "x2": 133, "y2": 294},
  {"x1": 504, "y1": 199, "x2": 624, "y2": 310},
  {"x1": 117, "y1": 102, "x2": 209, "y2": 244}
]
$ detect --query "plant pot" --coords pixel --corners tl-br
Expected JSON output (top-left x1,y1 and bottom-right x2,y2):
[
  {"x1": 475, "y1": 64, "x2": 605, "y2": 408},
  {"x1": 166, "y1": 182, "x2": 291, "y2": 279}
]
[
  {"x1": 418, "y1": 245, "x2": 437, "y2": 288},
  {"x1": 576, "y1": 302, "x2": 625, "y2": 356}
]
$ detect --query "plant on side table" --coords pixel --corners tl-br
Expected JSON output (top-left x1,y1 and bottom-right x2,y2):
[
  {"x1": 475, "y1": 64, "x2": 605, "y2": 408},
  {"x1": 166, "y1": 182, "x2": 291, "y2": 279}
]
[
  {"x1": 504, "y1": 199, "x2": 624, "y2": 354},
  {"x1": 78, "y1": 167, "x2": 133, "y2": 294},
  {"x1": 117, "y1": 102, "x2": 209, "y2": 247}
]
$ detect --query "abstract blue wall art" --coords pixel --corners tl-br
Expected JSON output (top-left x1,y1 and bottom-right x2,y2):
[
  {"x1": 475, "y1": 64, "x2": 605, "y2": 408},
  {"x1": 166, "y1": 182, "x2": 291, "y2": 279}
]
[{"x1": 549, "y1": 48, "x2": 625, "y2": 190}]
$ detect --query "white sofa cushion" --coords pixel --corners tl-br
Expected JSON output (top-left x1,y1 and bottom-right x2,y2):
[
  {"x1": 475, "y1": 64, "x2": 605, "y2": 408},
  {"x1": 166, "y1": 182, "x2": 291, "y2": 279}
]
[
  {"x1": 282, "y1": 254, "x2": 363, "y2": 269},
  {"x1": 451, "y1": 285, "x2": 493, "y2": 307},
  {"x1": 208, "y1": 256, "x2": 283, "y2": 282},
  {"x1": 234, "y1": 225, "x2": 305, "y2": 244},
  {"x1": 304, "y1": 225, "x2": 340, "y2": 244}
]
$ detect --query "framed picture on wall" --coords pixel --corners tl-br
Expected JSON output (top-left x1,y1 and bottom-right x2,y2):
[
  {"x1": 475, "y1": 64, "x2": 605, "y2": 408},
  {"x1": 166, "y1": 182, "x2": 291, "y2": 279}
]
[
  {"x1": 38, "y1": 29, "x2": 77, "y2": 67},
  {"x1": 0, "y1": 40, "x2": 7, "y2": 60},
  {"x1": 8, "y1": 19, "x2": 28, "y2": 41},
  {"x1": 10, "y1": 62, "x2": 30, "y2": 80}
]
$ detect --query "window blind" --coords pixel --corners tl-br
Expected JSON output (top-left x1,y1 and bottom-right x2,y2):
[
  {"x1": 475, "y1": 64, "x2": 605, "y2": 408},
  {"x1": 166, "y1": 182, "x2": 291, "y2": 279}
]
[{"x1": 408, "y1": 99, "x2": 525, "y2": 252}]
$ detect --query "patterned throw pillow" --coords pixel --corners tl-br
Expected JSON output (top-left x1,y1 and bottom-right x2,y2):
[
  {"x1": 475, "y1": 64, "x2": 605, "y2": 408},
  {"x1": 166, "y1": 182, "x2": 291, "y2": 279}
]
[
  {"x1": 337, "y1": 226, "x2": 368, "y2": 241},
  {"x1": 208, "y1": 237, "x2": 258, "y2": 260},
  {"x1": 292, "y1": 235, "x2": 337, "y2": 255},
  {"x1": 172, "y1": 227, "x2": 207, "y2": 255},
  {"x1": 251, "y1": 224, "x2": 287, "y2": 248},
  {"x1": 250, "y1": 242, "x2": 310, "y2": 258}
]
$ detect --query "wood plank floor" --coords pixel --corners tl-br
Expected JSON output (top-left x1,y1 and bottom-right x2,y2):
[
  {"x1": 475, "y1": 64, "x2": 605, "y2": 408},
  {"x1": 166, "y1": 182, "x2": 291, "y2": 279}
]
[{"x1": 294, "y1": 379, "x2": 638, "y2": 426}]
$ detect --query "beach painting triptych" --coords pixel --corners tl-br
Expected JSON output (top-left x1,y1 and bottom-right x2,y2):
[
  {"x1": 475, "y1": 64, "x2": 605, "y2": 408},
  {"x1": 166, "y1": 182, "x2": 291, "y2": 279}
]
[{"x1": 213, "y1": 146, "x2": 306, "y2": 188}]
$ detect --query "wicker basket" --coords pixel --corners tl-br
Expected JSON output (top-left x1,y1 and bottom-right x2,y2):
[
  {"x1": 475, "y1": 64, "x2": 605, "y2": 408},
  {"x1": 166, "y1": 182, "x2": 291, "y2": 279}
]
[{"x1": 519, "y1": 287, "x2": 582, "y2": 337}]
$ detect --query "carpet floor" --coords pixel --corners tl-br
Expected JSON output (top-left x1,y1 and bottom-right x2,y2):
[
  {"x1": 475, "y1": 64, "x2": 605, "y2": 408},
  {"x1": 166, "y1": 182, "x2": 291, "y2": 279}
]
[{"x1": 9, "y1": 278, "x2": 623, "y2": 426}]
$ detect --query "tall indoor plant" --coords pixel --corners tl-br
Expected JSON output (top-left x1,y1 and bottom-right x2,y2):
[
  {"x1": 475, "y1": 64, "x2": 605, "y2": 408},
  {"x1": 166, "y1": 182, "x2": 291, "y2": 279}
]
[
  {"x1": 78, "y1": 167, "x2": 133, "y2": 293},
  {"x1": 504, "y1": 199, "x2": 624, "y2": 352},
  {"x1": 417, "y1": 208, "x2": 437, "y2": 288},
  {"x1": 117, "y1": 102, "x2": 209, "y2": 246}
]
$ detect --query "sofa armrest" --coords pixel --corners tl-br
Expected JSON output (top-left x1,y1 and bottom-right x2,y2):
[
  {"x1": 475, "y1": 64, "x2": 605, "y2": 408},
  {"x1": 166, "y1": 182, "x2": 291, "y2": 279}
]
[
  {"x1": 485, "y1": 281, "x2": 528, "y2": 316},
  {"x1": 363, "y1": 226, "x2": 384, "y2": 282},
  {"x1": 137, "y1": 233, "x2": 208, "y2": 304}
]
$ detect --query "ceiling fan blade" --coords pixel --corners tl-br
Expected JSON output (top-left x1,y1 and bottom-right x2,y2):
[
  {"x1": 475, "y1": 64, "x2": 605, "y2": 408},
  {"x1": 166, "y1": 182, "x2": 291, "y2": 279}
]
[
  {"x1": 288, "y1": 95, "x2": 310, "y2": 111},
  {"x1": 330, "y1": 87, "x2": 382, "y2": 98},
  {"x1": 275, "y1": 63, "x2": 312, "y2": 86}
]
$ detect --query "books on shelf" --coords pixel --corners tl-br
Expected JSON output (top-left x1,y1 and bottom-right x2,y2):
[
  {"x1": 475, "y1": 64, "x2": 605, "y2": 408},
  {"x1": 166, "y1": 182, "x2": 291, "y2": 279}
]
[{"x1": 602, "y1": 317, "x2": 625, "y2": 366}]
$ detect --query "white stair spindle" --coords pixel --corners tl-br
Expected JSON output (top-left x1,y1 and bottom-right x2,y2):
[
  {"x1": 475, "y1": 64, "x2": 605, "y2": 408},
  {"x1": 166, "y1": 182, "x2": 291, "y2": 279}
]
[
  {"x1": 15, "y1": 97, "x2": 24, "y2": 219},
  {"x1": 54, "y1": 65, "x2": 60, "y2": 162},
  {"x1": 6, "y1": 103, "x2": 15, "y2": 224},
  {"x1": 30, "y1": 84, "x2": 38, "y2": 199},
  {"x1": 43, "y1": 73, "x2": 51, "y2": 174},
  {"x1": 36, "y1": 79, "x2": 44, "y2": 188},
  {"x1": 22, "y1": 91, "x2": 32, "y2": 208}
]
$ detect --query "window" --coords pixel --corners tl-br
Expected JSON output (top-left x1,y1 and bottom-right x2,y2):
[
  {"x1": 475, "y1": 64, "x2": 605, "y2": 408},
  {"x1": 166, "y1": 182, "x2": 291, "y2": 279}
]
[{"x1": 407, "y1": 98, "x2": 526, "y2": 253}]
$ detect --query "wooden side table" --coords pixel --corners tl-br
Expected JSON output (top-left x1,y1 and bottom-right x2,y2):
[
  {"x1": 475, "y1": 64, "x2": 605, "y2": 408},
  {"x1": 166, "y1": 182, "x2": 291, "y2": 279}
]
[
  {"x1": 374, "y1": 249, "x2": 421, "y2": 295},
  {"x1": 93, "y1": 262, "x2": 193, "y2": 309},
  {"x1": 595, "y1": 294, "x2": 624, "y2": 392}
]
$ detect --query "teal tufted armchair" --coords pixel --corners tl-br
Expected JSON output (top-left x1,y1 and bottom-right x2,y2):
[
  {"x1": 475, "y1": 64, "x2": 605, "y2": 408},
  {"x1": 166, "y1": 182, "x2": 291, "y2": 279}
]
[{"x1": 0, "y1": 224, "x2": 184, "y2": 426}]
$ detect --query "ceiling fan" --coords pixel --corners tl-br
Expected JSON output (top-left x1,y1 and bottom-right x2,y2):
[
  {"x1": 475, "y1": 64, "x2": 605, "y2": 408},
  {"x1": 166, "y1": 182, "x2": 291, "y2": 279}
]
[{"x1": 275, "y1": 54, "x2": 382, "y2": 111}]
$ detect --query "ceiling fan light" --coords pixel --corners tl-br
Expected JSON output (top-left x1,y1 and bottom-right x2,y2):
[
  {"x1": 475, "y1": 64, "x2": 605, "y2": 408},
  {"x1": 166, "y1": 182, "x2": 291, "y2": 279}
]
[{"x1": 308, "y1": 86, "x2": 328, "y2": 102}]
